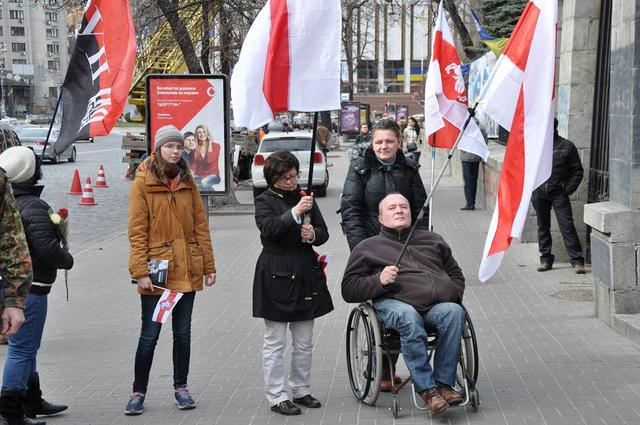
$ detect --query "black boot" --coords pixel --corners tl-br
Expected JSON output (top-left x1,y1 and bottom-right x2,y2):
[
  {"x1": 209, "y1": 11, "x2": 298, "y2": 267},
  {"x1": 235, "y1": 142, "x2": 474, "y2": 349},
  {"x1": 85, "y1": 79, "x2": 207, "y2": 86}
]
[
  {"x1": 0, "y1": 390, "x2": 45, "y2": 425},
  {"x1": 23, "y1": 375, "x2": 66, "y2": 418}
]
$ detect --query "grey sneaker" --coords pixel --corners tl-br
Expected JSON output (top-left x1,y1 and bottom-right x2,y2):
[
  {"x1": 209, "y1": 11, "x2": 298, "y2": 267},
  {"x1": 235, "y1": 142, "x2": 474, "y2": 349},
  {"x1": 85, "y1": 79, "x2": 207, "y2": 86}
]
[
  {"x1": 174, "y1": 386, "x2": 196, "y2": 410},
  {"x1": 124, "y1": 392, "x2": 145, "y2": 415}
]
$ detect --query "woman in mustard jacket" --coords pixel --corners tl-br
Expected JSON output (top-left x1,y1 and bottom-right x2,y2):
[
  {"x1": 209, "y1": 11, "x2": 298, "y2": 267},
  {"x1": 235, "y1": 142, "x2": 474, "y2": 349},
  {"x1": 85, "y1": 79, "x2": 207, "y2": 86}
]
[{"x1": 126, "y1": 125, "x2": 216, "y2": 416}]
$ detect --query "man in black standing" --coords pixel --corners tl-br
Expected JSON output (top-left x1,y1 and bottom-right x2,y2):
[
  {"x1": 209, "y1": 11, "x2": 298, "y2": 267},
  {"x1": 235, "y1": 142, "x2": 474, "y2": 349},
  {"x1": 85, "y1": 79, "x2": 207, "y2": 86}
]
[{"x1": 532, "y1": 119, "x2": 585, "y2": 274}]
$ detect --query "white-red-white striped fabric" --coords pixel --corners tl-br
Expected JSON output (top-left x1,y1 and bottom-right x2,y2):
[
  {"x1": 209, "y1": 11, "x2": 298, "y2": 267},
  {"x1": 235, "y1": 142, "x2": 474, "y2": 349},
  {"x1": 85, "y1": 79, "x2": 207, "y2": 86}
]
[
  {"x1": 152, "y1": 290, "x2": 183, "y2": 324},
  {"x1": 478, "y1": 0, "x2": 557, "y2": 282},
  {"x1": 231, "y1": 0, "x2": 342, "y2": 130},
  {"x1": 423, "y1": 1, "x2": 488, "y2": 161}
]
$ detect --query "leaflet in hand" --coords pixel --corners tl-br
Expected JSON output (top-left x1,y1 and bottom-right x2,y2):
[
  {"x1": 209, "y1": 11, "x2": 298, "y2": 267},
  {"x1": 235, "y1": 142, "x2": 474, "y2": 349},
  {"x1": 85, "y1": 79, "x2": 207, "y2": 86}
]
[{"x1": 148, "y1": 259, "x2": 169, "y2": 287}]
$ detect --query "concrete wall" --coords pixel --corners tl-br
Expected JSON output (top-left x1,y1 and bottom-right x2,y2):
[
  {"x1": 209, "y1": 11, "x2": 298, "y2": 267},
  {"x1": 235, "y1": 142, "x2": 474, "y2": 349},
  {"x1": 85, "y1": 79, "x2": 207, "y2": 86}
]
[{"x1": 584, "y1": 0, "x2": 640, "y2": 326}]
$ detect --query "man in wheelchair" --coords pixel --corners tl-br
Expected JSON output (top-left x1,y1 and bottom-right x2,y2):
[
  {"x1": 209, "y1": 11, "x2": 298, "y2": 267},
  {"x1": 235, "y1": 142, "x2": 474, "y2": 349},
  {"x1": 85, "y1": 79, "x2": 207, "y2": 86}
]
[{"x1": 342, "y1": 193, "x2": 466, "y2": 415}]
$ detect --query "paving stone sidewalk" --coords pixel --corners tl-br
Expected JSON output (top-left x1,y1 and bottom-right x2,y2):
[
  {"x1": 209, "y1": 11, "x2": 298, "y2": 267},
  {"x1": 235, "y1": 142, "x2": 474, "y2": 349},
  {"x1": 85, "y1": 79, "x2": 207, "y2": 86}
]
[{"x1": 2, "y1": 150, "x2": 640, "y2": 425}]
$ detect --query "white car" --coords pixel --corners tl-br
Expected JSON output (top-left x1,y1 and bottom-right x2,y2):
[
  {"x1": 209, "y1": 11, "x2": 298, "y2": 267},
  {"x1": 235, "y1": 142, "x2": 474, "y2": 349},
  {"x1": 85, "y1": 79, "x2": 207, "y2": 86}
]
[{"x1": 251, "y1": 132, "x2": 329, "y2": 198}]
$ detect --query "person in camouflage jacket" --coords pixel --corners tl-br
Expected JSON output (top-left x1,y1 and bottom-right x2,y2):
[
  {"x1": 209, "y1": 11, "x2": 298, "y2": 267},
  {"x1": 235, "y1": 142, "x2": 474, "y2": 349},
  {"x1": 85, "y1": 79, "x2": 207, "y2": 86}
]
[{"x1": 0, "y1": 168, "x2": 32, "y2": 337}]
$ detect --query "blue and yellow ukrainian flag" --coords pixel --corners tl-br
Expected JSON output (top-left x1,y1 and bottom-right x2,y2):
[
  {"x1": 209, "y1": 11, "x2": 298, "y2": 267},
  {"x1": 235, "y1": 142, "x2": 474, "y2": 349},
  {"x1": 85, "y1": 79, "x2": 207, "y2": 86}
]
[{"x1": 471, "y1": 10, "x2": 509, "y2": 57}]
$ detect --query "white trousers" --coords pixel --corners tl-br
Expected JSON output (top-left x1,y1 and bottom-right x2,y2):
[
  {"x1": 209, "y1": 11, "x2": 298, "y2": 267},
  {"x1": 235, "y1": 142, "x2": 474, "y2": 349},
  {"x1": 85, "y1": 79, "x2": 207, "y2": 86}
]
[{"x1": 262, "y1": 319, "x2": 314, "y2": 406}]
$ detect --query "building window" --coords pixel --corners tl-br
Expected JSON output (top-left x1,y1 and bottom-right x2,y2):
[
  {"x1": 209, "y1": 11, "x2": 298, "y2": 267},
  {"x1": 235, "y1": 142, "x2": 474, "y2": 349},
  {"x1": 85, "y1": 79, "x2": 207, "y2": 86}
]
[
  {"x1": 10, "y1": 10, "x2": 25, "y2": 20},
  {"x1": 0, "y1": 27, "x2": 3, "y2": 37},
  {"x1": 9, "y1": 0, "x2": 24, "y2": 3},
  {"x1": 47, "y1": 60, "x2": 60, "y2": 70},
  {"x1": 44, "y1": 0, "x2": 58, "y2": 4},
  {"x1": 11, "y1": 26, "x2": 25, "y2": 36},
  {"x1": 45, "y1": 12, "x2": 58, "y2": 21},
  {"x1": 12, "y1": 59, "x2": 27, "y2": 65},
  {"x1": 47, "y1": 44, "x2": 59, "y2": 55},
  {"x1": 49, "y1": 87, "x2": 58, "y2": 98},
  {"x1": 46, "y1": 28, "x2": 58, "y2": 38},
  {"x1": 11, "y1": 43, "x2": 26, "y2": 53}
]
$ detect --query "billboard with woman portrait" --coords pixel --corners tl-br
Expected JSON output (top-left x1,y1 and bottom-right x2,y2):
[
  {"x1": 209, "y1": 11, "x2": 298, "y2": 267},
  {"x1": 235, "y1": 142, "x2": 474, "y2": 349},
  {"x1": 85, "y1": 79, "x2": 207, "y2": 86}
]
[{"x1": 146, "y1": 74, "x2": 230, "y2": 195}]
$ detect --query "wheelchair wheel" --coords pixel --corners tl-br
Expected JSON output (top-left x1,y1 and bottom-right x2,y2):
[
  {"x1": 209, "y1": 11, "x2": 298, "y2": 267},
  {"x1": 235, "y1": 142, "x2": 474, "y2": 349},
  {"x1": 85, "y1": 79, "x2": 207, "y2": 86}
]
[
  {"x1": 346, "y1": 303, "x2": 382, "y2": 406},
  {"x1": 455, "y1": 308, "x2": 479, "y2": 397}
]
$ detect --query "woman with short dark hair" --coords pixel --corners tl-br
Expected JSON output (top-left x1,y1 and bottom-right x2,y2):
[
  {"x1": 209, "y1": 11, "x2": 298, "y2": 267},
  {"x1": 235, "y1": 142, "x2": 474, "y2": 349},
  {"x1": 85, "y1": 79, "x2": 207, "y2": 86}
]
[{"x1": 252, "y1": 150, "x2": 333, "y2": 416}]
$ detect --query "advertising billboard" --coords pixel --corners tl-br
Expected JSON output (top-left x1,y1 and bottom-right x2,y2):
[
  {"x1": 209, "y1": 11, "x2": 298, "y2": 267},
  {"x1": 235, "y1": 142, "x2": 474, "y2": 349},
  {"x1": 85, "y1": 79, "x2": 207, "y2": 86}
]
[
  {"x1": 340, "y1": 101, "x2": 361, "y2": 134},
  {"x1": 146, "y1": 74, "x2": 230, "y2": 195}
]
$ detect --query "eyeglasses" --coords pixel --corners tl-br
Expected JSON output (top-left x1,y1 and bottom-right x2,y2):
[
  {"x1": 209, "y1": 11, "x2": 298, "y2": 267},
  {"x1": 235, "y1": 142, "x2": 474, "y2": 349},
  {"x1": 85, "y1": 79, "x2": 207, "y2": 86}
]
[
  {"x1": 278, "y1": 174, "x2": 299, "y2": 183},
  {"x1": 162, "y1": 144, "x2": 185, "y2": 152}
]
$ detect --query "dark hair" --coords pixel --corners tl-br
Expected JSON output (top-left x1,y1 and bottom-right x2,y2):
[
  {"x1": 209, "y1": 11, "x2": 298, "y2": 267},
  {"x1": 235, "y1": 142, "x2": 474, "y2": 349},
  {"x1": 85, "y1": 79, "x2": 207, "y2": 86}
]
[
  {"x1": 371, "y1": 118, "x2": 401, "y2": 140},
  {"x1": 150, "y1": 152, "x2": 193, "y2": 185},
  {"x1": 408, "y1": 116, "x2": 421, "y2": 137},
  {"x1": 263, "y1": 150, "x2": 299, "y2": 187},
  {"x1": 183, "y1": 131, "x2": 195, "y2": 139}
]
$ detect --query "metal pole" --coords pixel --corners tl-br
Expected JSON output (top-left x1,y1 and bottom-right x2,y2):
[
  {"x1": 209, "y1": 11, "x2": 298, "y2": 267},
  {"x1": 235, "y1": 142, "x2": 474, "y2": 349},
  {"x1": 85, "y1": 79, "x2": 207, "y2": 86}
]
[
  {"x1": 307, "y1": 111, "x2": 320, "y2": 193},
  {"x1": 201, "y1": 195, "x2": 210, "y2": 225},
  {"x1": 429, "y1": 145, "x2": 436, "y2": 231},
  {"x1": 42, "y1": 88, "x2": 63, "y2": 158},
  {"x1": 394, "y1": 106, "x2": 477, "y2": 267}
]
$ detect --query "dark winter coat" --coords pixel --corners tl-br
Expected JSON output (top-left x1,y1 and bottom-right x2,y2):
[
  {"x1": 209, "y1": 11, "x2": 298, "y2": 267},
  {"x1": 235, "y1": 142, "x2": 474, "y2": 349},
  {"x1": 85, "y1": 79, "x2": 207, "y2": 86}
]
[
  {"x1": 12, "y1": 183, "x2": 73, "y2": 295},
  {"x1": 252, "y1": 186, "x2": 334, "y2": 322},
  {"x1": 342, "y1": 226, "x2": 464, "y2": 312},
  {"x1": 534, "y1": 134, "x2": 584, "y2": 196},
  {"x1": 340, "y1": 147, "x2": 428, "y2": 251}
]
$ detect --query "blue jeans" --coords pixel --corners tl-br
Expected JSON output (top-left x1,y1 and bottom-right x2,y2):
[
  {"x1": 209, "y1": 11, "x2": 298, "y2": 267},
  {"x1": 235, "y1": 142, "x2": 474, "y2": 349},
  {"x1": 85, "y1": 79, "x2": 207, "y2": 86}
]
[
  {"x1": 372, "y1": 298, "x2": 465, "y2": 393},
  {"x1": 2, "y1": 293, "x2": 48, "y2": 392},
  {"x1": 132, "y1": 292, "x2": 195, "y2": 393}
]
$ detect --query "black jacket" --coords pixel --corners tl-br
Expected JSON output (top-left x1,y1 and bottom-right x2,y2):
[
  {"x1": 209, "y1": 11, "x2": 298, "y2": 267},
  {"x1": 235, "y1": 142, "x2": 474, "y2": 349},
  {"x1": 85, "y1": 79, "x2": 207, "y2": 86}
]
[
  {"x1": 342, "y1": 227, "x2": 464, "y2": 312},
  {"x1": 12, "y1": 183, "x2": 73, "y2": 294},
  {"x1": 252, "y1": 186, "x2": 334, "y2": 322},
  {"x1": 340, "y1": 147, "x2": 428, "y2": 250},
  {"x1": 535, "y1": 134, "x2": 583, "y2": 196}
]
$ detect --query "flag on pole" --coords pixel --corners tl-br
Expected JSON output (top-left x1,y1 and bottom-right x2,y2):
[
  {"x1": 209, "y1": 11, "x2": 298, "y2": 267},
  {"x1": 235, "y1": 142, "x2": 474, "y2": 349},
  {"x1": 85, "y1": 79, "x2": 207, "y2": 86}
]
[
  {"x1": 423, "y1": 1, "x2": 489, "y2": 161},
  {"x1": 478, "y1": 0, "x2": 557, "y2": 282},
  {"x1": 231, "y1": 0, "x2": 342, "y2": 130},
  {"x1": 56, "y1": 0, "x2": 136, "y2": 154},
  {"x1": 152, "y1": 290, "x2": 184, "y2": 324},
  {"x1": 470, "y1": 9, "x2": 509, "y2": 57}
]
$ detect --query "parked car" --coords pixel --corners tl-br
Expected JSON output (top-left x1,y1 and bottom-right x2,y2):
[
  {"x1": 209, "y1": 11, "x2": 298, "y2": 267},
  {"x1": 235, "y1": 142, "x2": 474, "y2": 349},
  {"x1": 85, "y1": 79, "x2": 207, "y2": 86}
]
[
  {"x1": 0, "y1": 122, "x2": 21, "y2": 154},
  {"x1": 15, "y1": 127, "x2": 76, "y2": 163},
  {"x1": 0, "y1": 117, "x2": 20, "y2": 129},
  {"x1": 251, "y1": 132, "x2": 329, "y2": 198}
]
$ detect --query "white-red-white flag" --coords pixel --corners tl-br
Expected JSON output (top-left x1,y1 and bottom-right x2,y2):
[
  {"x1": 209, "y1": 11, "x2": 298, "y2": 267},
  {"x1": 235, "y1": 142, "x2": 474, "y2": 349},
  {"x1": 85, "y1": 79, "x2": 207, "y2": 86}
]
[
  {"x1": 152, "y1": 290, "x2": 184, "y2": 324},
  {"x1": 478, "y1": 0, "x2": 557, "y2": 282},
  {"x1": 423, "y1": 1, "x2": 488, "y2": 161},
  {"x1": 231, "y1": 0, "x2": 342, "y2": 130}
]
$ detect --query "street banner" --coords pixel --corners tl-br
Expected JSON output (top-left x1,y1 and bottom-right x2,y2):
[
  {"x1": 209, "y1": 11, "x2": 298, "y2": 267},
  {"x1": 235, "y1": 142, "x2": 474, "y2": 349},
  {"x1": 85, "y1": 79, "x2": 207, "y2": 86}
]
[
  {"x1": 147, "y1": 74, "x2": 230, "y2": 195},
  {"x1": 231, "y1": 0, "x2": 342, "y2": 130},
  {"x1": 469, "y1": 52, "x2": 499, "y2": 138},
  {"x1": 152, "y1": 290, "x2": 184, "y2": 324},
  {"x1": 478, "y1": 0, "x2": 557, "y2": 282},
  {"x1": 56, "y1": 0, "x2": 136, "y2": 154},
  {"x1": 423, "y1": 0, "x2": 488, "y2": 161},
  {"x1": 396, "y1": 105, "x2": 409, "y2": 121},
  {"x1": 340, "y1": 102, "x2": 361, "y2": 134}
]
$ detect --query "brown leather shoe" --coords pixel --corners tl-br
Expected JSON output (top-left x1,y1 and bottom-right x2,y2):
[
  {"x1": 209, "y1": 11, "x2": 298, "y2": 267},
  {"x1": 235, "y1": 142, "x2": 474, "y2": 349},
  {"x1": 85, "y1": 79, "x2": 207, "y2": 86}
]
[
  {"x1": 420, "y1": 388, "x2": 449, "y2": 415},
  {"x1": 437, "y1": 384, "x2": 463, "y2": 405},
  {"x1": 537, "y1": 263, "x2": 552, "y2": 272}
]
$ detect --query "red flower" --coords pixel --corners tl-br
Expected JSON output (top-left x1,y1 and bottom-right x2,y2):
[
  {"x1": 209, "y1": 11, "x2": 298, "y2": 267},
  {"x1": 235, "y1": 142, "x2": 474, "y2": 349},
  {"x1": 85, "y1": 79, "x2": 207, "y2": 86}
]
[{"x1": 57, "y1": 208, "x2": 69, "y2": 219}]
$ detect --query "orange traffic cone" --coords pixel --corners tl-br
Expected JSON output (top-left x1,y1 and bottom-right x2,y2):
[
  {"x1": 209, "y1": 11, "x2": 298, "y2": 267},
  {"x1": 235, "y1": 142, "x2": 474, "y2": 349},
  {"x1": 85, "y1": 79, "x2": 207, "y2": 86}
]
[
  {"x1": 78, "y1": 178, "x2": 97, "y2": 206},
  {"x1": 68, "y1": 169, "x2": 83, "y2": 195},
  {"x1": 94, "y1": 165, "x2": 109, "y2": 188}
]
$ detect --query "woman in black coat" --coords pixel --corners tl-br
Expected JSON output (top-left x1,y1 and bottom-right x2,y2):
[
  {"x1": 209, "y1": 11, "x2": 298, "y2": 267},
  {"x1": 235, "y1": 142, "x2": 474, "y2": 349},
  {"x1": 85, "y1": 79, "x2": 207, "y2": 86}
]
[
  {"x1": 340, "y1": 118, "x2": 429, "y2": 251},
  {"x1": 252, "y1": 150, "x2": 333, "y2": 416},
  {"x1": 0, "y1": 147, "x2": 72, "y2": 424}
]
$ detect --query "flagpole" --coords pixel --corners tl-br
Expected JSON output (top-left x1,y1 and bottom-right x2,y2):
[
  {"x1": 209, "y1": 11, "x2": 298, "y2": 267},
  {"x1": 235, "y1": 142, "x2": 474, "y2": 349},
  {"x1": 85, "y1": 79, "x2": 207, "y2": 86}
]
[
  {"x1": 429, "y1": 143, "x2": 436, "y2": 231},
  {"x1": 394, "y1": 105, "x2": 477, "y2": 267},
  {"x1": 42, "y1": 88, "x2": 63, "y2": 158},
  {"x1": 307, "y1": 111, "x2": 320, "y2": 193}
]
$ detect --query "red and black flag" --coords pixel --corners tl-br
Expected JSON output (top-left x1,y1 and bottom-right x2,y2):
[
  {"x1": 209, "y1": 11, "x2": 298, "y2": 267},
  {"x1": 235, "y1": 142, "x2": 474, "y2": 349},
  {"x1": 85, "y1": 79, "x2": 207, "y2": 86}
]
[{"x1": 55, "y1": 0, "x2": 136, "y2": 154}]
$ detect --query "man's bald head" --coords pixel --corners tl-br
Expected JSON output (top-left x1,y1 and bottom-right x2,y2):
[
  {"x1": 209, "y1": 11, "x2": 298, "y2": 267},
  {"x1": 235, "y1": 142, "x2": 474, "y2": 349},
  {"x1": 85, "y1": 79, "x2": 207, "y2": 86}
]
[{"x1": 378, "y1": 193, "x2": 412, "y2": 230}]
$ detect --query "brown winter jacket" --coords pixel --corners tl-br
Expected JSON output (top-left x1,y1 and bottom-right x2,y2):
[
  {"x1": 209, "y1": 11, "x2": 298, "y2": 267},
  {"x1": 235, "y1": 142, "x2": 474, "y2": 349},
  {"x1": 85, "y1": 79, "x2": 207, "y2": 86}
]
[{"x1": 128, "y1": 156, "x2": 215, "y2": 296}]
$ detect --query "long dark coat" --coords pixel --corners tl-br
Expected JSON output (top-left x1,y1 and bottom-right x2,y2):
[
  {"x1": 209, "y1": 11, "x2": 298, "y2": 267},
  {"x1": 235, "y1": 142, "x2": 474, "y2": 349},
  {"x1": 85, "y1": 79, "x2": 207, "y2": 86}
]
[{"x1": 252, "y1": 186, "x2": 334, "y2": 322}]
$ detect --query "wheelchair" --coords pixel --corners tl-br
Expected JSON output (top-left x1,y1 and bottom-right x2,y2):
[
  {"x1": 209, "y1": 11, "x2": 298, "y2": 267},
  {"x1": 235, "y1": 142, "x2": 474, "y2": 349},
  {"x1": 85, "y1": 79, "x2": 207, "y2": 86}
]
[{"x1": 345, "y1": 302, "x2": 480, "y2": 417}]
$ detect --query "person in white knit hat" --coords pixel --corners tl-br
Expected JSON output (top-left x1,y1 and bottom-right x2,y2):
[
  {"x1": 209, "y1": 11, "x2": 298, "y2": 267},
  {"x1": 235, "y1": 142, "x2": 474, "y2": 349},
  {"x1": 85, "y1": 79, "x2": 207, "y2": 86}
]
[{"x1": 0, "y1": 146, "x2": 73, "y2": 425}]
